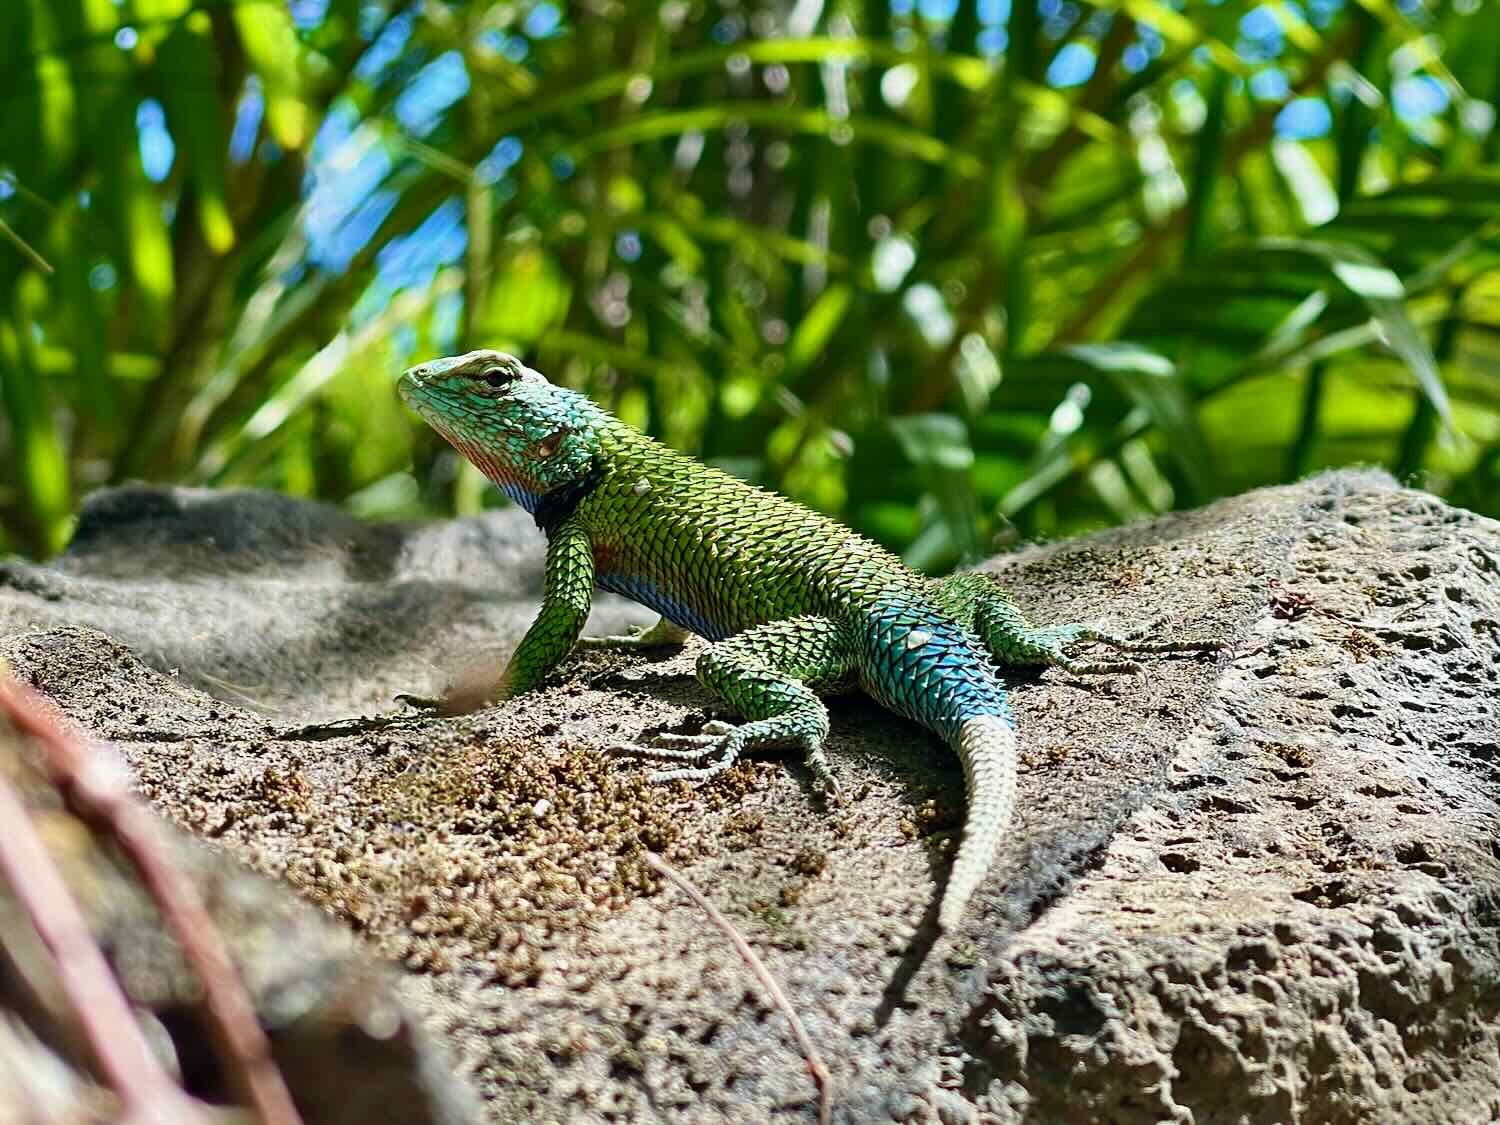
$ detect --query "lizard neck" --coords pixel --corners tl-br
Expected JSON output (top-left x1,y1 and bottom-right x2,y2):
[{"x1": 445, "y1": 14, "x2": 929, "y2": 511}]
[
  {"x1": 452, "y1": 388, "x2": 620, "y2": 533},
  {"x1": 532, "y1": 456, "x2": 608, "y2": 537}
]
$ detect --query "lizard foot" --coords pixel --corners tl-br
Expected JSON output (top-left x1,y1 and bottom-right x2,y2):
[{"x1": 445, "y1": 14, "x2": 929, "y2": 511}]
[
  {"x1": 576, "y1": 617, "x2": 692, "y2": 650},
  {"x1": 608, "y1": 720, "x2": 743, "y2": 783},
  {"x1": 609, "y1": 720, "x2": 842, "y2": 797},
  {"x1": 1068, "y1": 625, "x2": 1225, "y2": 658},
  {"x1": 394, "y1": 671, "x2": 505, "y2": 716},
  {"x1": 1052, "y1": 657, "x2": 1146, "y2": 678},
  {"x1": 395, "y1": 692, "x2": 446, "y2": 713},
  {"x1": 1050, "y1": 630, "x2": 1226, "y2": 680}
]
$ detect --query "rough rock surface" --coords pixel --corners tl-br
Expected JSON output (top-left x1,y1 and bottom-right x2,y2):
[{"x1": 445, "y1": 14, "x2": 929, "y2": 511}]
[
  {"x1": 0, "y1": 484, "x2": 648, "y2": 721},
  {"x1": 1, "y1": 471, "x2": 1497, "y2": 1123}
]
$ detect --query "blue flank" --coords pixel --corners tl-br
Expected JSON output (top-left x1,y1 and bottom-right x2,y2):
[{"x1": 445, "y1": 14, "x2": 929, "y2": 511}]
[{"x1": 596, "y1": 573, "x2": 730, "y2": 640}]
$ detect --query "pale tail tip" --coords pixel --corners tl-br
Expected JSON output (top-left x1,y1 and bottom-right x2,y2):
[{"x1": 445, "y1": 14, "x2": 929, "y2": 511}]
[{"x1": 937, "y1": 715, "x2": 1019, "y2": 934}]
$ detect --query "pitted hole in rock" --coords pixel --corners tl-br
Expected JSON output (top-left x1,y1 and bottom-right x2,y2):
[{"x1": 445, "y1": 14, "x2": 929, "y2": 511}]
[
  {"x1": 1393, "y1": 840, "x2": 1438, "y2": 868},
  {"x1": 1225, "y1": 940, "x2": 1280, "y2": 978},
  {"x1": 1171, "y1": 773, "x2": 1224, "y2": 793},
  {"x1": 1274, "y1": 792, "x2": 1323, "y2": 811},
  {"x1": 1204, "y1": 795, "x2": 1256, "y2": 815},
  {"x1": 1035, "y1": 981, "x2": 1108, "y2": 1039},
  {"x1": 1160, "y1": 851, "x2": 1200, "y2": 874},
  {"x1": 1292, "y1": 880, "x2": 1362, "y2": 909}
]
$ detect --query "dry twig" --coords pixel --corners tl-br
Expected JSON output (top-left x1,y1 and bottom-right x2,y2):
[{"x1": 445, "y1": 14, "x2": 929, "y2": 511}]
[
  {"x1": 0, "y1": 759, "x2": 195, "y2": 1122},
  {"x1": 643, "y1": 851, "x2": 832, "y2": 1125},
  {"x1": 0, "y1": 674, "x2": 303, "y2": 1125}
]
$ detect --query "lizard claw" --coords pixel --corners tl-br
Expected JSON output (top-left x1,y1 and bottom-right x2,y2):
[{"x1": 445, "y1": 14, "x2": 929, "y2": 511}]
[
  {"x1": 607, "y1": 718, "x2": 739, "y2": 757},
  {"x1": 644, "y1": 733, "x2": 722, "y2": 750},
  {"x1": 395, "y1": 668, "x2": 508, "y2": 716},
  {"x1": 610, "y1": 718, "x2": 838, "y2": 796},
  {"x1": 575, "y1": 627, "x2": 647, "y2": 650},
  {"x1": 395, "y1": 690, "x2": 497, "y2": 716}
]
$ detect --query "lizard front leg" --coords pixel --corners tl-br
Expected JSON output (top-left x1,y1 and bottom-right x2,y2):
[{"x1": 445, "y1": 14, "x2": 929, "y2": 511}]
[
  {"x1": 400, "y1": 519, "x2": 595, "y2": 713},
  {"x1": 610, "y1": 615, "x2": 856, "y2": 794}
]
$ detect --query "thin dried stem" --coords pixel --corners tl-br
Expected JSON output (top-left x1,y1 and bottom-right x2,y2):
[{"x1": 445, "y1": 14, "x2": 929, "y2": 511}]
[
  {"x1": 0, "y1": 734, "x2": 189, "y2": 1118},
  {"x1": 0, "y1": 675, "x2": 304, "y2": 1125},
  {"x1": 643, "y1": 851, "x2": 831, "y2": 1125}
]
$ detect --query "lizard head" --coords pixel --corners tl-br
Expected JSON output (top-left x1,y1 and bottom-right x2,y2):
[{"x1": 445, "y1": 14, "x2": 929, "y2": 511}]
[{"x1": 398, "y1": 350, "x2": 599, "y2": 513}]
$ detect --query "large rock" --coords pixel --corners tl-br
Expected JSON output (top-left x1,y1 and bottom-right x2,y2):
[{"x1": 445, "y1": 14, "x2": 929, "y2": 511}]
[
  {"x1": 1, "y1": 471, "x2": 1497, "y2": 1123},
  {"x1": 0, "y1": 484, "x2": 650, "y2": 721}
]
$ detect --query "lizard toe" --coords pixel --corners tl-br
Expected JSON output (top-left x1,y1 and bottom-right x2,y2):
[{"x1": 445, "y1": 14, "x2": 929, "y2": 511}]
[
  {"x1": 652, "y1": 730, "x2": 729, "y2": 748},
  {"x1": 607, "y1": 736, "x2": 727, "y2": 764},
  {"x1": 646, "y1": 753, "x2": 738, "y2": 785}
]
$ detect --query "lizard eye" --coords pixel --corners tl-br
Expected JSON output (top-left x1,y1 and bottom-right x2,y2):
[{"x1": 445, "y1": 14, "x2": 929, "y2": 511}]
[{"x1": 482, "y1": 367, "x2": 514, "y2": 389}]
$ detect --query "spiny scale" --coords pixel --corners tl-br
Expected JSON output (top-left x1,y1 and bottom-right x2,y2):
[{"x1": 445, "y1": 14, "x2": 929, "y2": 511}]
[{"x1": 398, "y1": 349, "x2": 1207, "y2": 932}]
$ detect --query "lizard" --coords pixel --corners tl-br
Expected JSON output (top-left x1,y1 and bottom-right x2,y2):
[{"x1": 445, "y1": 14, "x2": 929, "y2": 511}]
[{"x1": 398, "y1": 348, "x2": 1210, "y2": 931}]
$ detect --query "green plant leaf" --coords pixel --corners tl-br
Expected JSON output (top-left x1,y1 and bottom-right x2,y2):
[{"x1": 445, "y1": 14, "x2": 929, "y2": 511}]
[
  {"x1": 1258, "y1": 236, "x2": 1453, "y2": 429},
  {"x1": 158, "y1": 17, "x2": 235, "y2": 254}
]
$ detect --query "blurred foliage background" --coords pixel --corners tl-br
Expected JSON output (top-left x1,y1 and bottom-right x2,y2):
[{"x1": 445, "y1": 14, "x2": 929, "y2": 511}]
[{"x1": 1, "y1": 0, "x2": 1498, "y2": 569}]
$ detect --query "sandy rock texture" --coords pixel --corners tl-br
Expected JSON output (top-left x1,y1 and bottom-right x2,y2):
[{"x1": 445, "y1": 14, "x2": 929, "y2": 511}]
[{"x1": 1, "y1": 470, "x2": 1497, "y2": 1123}]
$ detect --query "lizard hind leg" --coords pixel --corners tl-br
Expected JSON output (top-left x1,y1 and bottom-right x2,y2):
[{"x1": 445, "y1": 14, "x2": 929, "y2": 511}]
[
  {"x1": 969, "y1": 588, "x2": 1212, "y2": 677},
  {"x1": 607, "y1": 615, "x2": 856, "y2": 794}
]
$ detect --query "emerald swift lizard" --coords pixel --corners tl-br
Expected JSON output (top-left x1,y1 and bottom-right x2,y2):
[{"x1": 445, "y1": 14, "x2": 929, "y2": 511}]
[{"x1": 399, "y1": 349, "x2": 1207, "y2": 931}]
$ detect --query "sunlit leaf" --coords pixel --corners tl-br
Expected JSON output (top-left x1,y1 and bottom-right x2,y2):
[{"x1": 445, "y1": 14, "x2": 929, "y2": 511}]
[
  {"x1": 233, "y1": 3, "x2": 308, "y2": 150},
  {"x1": 158, "y1": 17, "x2": 235, "y2": 253},
  {"x1": 564, "y1": 106, "x2": 984, "y2": 178},
  {"x1": 1259, "y1": 236, "x2": 1453, "y2": 428},
  {"x1": 489, "y1": 38, "x2": 995, "y2": 137},
  {"x1": 480, "y1": 248, "x2": 570, "y2": 346},
  {"x1": 885, "y1": 414, "x2": 982, "y2": 565},
  {"x1": 1026, "y1": 342, "x2": 1212, "y2": 500},
  {"x1": 786, "y1": 284, "x2": 853, "y2": 378}
]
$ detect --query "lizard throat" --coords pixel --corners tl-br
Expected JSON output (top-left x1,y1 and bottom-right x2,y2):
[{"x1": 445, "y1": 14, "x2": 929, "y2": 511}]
[
  {"x1": 531, "y1": 457, "x2": 607, "y2": 536},
  {"x1": 451, "y1": 437, "x2": 542, "y2": 514},
  {"x1": 449, "y1": 435, "x2": 604, "y2": 536}
]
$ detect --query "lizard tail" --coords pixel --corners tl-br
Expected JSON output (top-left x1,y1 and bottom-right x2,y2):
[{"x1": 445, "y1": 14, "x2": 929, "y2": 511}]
[{"x1": 939, "y1": 715, "x2": 1019, "y2": 932}]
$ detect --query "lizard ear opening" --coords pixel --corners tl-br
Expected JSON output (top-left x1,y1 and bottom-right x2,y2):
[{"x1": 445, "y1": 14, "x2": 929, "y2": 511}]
[{"x1": 535, "y1": 425, "x2": 569, "y2": 459}]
